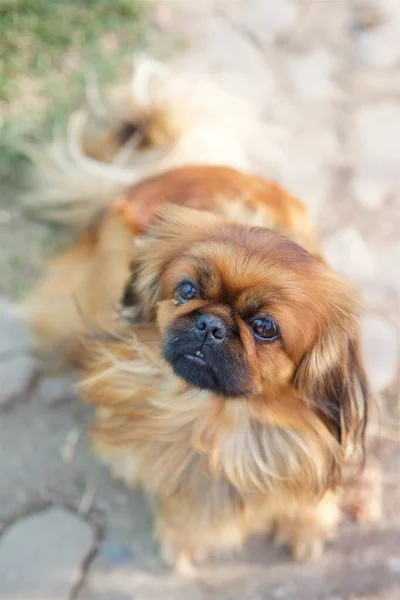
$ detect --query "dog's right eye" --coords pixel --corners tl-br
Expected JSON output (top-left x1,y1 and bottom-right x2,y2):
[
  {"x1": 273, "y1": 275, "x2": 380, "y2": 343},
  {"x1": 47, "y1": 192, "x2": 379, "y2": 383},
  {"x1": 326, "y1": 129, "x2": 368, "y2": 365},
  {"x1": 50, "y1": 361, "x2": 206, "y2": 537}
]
[
  {"x1": 176, "y1": 280, "x2": 199, "y2": 303},
  {"x1": 248, "y1": 316, "x2": 280, "y2": 342}
]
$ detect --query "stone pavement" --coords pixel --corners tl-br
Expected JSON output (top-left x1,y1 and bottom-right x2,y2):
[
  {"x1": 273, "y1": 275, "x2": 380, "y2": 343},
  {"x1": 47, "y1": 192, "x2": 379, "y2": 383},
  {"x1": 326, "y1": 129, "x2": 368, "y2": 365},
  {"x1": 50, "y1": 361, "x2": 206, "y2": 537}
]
[{"x1": 0, "y1": 1, "x2": 399, "y2": 598}]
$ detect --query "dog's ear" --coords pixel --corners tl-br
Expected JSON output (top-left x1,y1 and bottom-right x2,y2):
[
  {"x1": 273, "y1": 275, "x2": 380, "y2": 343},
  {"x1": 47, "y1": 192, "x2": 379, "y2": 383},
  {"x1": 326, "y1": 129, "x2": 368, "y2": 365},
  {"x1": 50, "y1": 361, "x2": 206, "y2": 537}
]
[
  {"x1": 294, "y1": 277, "x2": 368, "y2": 483},
  {"x1": 120, "y1": 203, "x2": 220, "y2": 322}
]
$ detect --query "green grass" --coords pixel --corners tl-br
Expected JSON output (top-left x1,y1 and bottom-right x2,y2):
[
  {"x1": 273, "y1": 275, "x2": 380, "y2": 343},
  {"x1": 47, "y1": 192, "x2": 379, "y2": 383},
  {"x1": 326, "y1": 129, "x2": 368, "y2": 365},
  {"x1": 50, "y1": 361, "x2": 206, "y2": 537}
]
[
  {"x1": 0, "y1": 0, "x2": 148, "y2": 179},
  {"x1": 0, "y1": 0, "x2": 149, "y2": 297}
]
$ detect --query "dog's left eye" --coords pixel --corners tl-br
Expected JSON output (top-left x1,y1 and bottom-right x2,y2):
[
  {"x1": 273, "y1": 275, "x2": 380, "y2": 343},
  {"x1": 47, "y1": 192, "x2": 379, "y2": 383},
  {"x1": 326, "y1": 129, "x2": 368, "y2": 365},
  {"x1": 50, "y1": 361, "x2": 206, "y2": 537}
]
[
  {"x1": 248, "y1": 317, "x2": 280, "y2": 341},
  {"x1": 176, "y1": 280, "x2": 199, "y2": 303}
]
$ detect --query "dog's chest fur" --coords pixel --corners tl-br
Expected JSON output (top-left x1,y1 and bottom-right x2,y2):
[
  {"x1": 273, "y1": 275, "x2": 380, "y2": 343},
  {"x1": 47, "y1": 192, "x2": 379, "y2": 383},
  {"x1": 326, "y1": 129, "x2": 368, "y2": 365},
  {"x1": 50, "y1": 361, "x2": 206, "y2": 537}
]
[{"x1": 83, "y1": 338, "x2": 330, "y2": 522}]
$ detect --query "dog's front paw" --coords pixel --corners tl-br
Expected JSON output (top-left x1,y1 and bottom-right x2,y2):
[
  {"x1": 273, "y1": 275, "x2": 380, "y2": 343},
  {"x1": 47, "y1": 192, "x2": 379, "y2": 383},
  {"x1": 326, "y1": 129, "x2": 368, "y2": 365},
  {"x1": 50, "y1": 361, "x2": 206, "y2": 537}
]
[
  {"x1": 274, "y1": 526, "x2": 325, "y2": 562},
  {"x1": 158, "y1": 534, "x2": 197, "y2": 576},
  {"x1": 155, "y1": 516, "x2": 205, "y2": 575},
  {"x1": 273, "y1": 492, "x2": 341, "y2": 562},
  {"x1": 155, "y1": 509, "x2": 246, "y2": 573}
]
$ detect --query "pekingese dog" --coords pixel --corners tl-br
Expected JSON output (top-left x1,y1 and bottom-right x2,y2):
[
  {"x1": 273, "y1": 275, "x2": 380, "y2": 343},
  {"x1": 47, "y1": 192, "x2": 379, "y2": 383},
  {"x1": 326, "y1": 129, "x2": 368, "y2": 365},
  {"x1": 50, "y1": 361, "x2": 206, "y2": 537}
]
[
  {"x1": 79, "y1": 196, "x2": 367, "y2": 571},
  {"x1": 19, "y1": 59, "x2": 369, "y2": 571}
]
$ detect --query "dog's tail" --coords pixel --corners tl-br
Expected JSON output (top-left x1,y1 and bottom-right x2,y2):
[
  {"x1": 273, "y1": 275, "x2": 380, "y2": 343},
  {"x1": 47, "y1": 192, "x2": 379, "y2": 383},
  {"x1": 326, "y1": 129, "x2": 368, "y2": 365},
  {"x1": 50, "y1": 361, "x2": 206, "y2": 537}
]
[
  {"x1": 19, "y1": 57, "x2": 184, "y2": 228},
  {"x1": 19, "y1": 56, "x2": 284, "y2": 231}
]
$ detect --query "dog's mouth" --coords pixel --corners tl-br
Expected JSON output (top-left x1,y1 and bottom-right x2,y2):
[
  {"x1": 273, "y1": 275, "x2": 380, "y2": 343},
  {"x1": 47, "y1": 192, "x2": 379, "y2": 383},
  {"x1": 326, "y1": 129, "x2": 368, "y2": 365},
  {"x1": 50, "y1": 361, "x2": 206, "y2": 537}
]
[
  {"x1": 184, "y1": 350, "x2": 206, "y2": 366},
  {"x1": 163, "y1": 334, "x2": 248, "y2": 398}
]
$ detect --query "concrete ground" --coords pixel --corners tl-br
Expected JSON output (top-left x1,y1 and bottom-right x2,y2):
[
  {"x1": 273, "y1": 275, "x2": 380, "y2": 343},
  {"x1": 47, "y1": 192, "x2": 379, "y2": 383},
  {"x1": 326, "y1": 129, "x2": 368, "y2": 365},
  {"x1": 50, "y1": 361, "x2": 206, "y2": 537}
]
[{"x1": 0, "y1": 1, "x2": 399, "y2": 599}]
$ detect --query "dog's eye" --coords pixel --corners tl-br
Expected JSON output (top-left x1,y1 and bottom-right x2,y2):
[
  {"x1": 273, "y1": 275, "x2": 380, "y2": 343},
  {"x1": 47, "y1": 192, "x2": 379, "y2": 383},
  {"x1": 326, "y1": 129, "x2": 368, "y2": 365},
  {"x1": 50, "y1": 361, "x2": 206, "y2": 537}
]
[
  {"x1": 248, "y1": 317, "x2": 280, "y2": 341},
  {"x1": 176, "y1": 280, "x2": 199, "y2": 303}
]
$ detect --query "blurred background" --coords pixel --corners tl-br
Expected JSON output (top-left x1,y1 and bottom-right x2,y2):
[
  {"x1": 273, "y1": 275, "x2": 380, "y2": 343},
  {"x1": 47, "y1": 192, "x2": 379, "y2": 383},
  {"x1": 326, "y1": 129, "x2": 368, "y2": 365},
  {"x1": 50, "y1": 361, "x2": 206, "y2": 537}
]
[{"x1": 0, "y1": 1, "x2": 399, "y2": 599}]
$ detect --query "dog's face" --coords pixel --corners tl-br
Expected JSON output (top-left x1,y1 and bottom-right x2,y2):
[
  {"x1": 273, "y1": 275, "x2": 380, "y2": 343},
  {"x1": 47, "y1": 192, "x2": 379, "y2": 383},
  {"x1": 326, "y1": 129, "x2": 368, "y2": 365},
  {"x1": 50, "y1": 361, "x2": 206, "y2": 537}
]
[
  {"x1": 122, "y1": 205, "x2": 368, "y2": 480},
  {"x1": 159, "y1": 232, "x2": 315, "y2": 399}
]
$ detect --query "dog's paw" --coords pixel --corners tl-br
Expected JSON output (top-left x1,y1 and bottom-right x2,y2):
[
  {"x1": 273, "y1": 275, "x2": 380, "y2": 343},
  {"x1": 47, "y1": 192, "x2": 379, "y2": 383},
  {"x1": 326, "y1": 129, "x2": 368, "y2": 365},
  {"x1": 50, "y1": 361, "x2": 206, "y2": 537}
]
[
  {"x1": 158, "y1": 534, "x2": 198, "y2": 576},
  {"x1": 273, "y1": 492, "x2": 341, "y2": 562},
  {"x1": 291, "y1": 537, "x2": 325, "y2": 563},
  {"x1": 274, "y1": 526, "x2": 326, "y2": 562}
]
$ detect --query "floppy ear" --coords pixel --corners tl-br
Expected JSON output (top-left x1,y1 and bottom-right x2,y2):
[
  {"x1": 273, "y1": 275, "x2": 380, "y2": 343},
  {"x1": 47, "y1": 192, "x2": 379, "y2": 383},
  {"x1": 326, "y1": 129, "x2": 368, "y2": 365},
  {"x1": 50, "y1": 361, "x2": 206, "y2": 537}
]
[
  {"x1": 294, "y1": 280, "x2": 368, "y2": 482},
  {"x1": 120, "y1": 203, "x2": 220, "y2": 322}
]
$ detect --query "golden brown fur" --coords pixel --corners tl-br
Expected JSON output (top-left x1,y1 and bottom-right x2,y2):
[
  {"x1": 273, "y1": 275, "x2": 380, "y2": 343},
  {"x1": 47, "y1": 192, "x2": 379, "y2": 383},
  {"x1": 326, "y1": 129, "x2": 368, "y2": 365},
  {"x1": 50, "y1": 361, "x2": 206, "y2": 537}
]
[
  {"x1": 22, "y1": 165, "x2": 320, "y2": 364},
  {"x1": 20, "y1": 59, "x2": 369, "y2": 569},
  {"x1": 77, "y1": 202, "x2": 367, "y2": 569},
  {"x1": 81, "y1": 326, "x2": 341, "y2": 566}
]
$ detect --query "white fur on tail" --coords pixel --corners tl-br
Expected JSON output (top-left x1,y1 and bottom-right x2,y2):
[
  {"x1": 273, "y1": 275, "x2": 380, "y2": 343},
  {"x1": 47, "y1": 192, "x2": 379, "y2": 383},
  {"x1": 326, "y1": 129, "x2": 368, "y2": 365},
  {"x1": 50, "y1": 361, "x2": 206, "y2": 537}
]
[{"x1": 20, "y1": 56, "x2": 284, "y2": 229}]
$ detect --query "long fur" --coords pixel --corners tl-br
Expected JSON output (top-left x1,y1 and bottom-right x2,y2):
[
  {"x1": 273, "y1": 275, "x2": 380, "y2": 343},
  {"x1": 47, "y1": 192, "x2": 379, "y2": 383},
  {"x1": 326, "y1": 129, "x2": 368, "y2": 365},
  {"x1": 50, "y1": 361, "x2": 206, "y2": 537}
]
[
  {"x1": 81, "y1": 334, "x2": 338, "y2": 497},
  {"x1": 79, "y1": 206, "x2": 368, "y2": 567},
  {"x1": 80, "y1": 328, "x2": 342, "y2": 565},
  {"x1": 19, "y1": 57, "x2": 370, "y2": 568},
  {"x1": 20, "y1": 56, "x2": 284, "y2": 229},
  {"x1": 20, "y1": 166, "x2": 320, "y2": 364}
]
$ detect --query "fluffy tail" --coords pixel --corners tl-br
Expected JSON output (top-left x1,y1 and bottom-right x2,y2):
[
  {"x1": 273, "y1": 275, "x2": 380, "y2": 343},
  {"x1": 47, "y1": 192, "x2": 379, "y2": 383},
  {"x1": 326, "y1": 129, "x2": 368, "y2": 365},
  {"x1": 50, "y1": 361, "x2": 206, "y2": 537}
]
[{"x1": 20, "y1": 55, "x2": 284, "y2": 231}]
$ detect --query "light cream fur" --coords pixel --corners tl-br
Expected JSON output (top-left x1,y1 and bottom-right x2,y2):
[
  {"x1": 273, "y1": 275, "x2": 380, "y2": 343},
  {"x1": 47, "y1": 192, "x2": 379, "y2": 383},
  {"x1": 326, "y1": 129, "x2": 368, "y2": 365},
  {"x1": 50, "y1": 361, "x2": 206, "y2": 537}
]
[
  {"x1": 80, "y1": 329, "x2": 343, "y2": 569},
  {"x1": 18, "y1": 56, "x2": 373, "y2": 571},
  {"x1": 20, "y1": 56, "x2": 283, "y2": 227}
]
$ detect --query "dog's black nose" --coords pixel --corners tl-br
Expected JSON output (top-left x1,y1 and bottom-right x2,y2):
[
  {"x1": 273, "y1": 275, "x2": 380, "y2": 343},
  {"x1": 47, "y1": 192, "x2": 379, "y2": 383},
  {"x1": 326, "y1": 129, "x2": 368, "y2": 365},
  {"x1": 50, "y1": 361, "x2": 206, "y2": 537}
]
[{"x1": 194, "y1": 314, "x2": 227, "y2": 344}]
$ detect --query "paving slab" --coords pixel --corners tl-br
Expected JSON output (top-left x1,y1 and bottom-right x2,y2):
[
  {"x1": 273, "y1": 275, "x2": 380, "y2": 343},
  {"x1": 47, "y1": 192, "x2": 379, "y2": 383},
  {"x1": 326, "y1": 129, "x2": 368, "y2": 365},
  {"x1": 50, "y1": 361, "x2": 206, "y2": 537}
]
[{"x1": 0, "y1": 507, "x2": 95, "y2": 599}]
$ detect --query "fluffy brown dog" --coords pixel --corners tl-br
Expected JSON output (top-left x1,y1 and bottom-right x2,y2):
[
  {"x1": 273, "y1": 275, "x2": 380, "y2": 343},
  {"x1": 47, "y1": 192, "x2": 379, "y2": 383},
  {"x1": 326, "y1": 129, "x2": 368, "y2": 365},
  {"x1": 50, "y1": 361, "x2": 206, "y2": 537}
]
[
  {"x1": 79, "y1": 198, "x2": 367, "y2": 571},
  {"x1": 20, "y1": 60, "x2": 369, "y2": 571}
]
